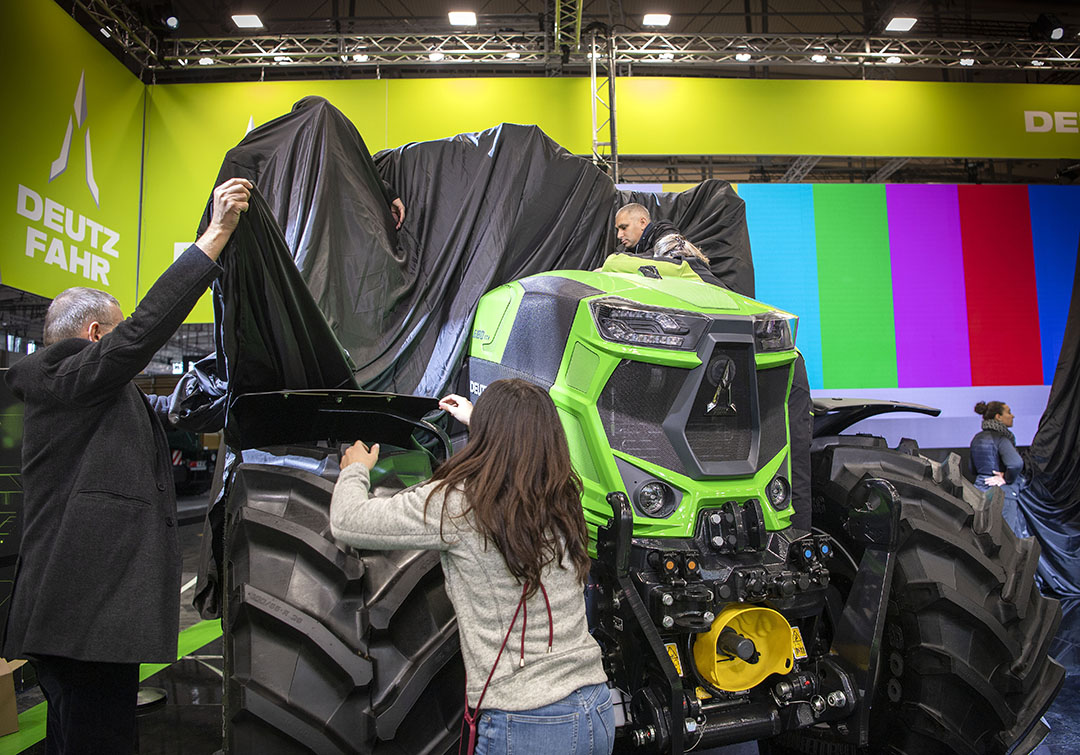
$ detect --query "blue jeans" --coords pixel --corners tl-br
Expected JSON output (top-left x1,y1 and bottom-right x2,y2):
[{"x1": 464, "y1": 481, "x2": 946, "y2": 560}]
[{"x1": 475, "y1": 683, "x2": 615, "y2": 755}]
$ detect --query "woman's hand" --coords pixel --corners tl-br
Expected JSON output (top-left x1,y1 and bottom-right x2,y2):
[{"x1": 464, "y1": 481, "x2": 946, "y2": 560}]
[
  {"x1": 985, "y1": 470, "x2": 1006, "y2": 487},
  {"x1": 439, "y1": 394, "x2": 473, "y2": 426},
  {"x1": 342, "y1": 440, "x2": 380, "y2": 471}
]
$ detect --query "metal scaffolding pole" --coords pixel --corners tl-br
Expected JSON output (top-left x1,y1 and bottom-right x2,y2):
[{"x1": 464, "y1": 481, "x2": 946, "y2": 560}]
[{"x1": 589, "y1": 31, "x2": 619, "y2": 182}]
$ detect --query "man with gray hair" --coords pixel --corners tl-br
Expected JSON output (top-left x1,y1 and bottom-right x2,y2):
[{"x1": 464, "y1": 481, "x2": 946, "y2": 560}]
[{"x1": 4, "y1": 177, "x2": 251, "y2": 753}]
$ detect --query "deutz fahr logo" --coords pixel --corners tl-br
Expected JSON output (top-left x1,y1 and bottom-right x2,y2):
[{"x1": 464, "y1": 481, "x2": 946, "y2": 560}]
[{"x1": 14, "y1": 71, "x2": 119, "y2": 285}]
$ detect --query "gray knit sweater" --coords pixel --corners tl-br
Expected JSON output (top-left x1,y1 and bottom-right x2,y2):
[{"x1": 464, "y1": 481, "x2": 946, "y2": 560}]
[{"x1": 330, "y1": 463, "x2": 607, "y2": 711}]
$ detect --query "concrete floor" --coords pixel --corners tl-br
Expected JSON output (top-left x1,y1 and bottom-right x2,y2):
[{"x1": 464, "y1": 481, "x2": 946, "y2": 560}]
[{"x1": 8, "y1": 493, "x2": 1080, "y2": 754}]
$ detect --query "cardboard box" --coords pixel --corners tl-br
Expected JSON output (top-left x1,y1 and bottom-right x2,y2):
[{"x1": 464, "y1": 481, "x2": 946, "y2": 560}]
[{"x1": 0, "y1": 658, "x2": 26, "y2": 736}]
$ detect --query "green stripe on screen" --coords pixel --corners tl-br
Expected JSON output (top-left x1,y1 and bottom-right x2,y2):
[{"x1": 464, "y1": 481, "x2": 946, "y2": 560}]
[
  {"x1": 0, "y1": 619, "x2": 223, "y2": 754},
  {"x1": 813, "y1": 184, "x2": 898, "y2": 389}
]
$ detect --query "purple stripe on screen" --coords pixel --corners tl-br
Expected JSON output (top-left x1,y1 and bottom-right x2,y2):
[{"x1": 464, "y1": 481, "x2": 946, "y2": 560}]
[{"x1": 886, "y1": 185, "x2": 972, "y2": 387}]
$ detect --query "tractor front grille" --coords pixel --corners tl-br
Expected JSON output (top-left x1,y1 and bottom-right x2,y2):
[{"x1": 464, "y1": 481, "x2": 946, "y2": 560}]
[
  {"x1": 597, "y1": 360, "x2": 688, "y2": 475},
  {"x1": 597, "y1": 345, "x2": 793, "y2": 477},
  {"x1": 684, "y1": 343, "x2": 755, "y2": 464}
]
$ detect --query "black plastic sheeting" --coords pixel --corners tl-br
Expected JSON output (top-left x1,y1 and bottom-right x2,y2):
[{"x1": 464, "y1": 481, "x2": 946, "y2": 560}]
[
  {"x1": 198, "y1": 96, "x2": 753, "y2": 401},
  {"x1": 1019, "y1": 245, "x2": 1080, "y2": 600},
  {"x1": 187, "y1": 97, "x2": 754, "y2": 619},
  {"x1": 618, "y1": 184, "x2": 754, "y2": 298}
]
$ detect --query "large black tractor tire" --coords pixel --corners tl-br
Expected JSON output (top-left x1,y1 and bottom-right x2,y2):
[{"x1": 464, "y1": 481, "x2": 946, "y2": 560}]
[
  {"x1": 222, "y1": 457, "x2": 464, "y2": 754},
  {"x1": 800, "y1": 436, "x2": 1065, "y2": 755}
]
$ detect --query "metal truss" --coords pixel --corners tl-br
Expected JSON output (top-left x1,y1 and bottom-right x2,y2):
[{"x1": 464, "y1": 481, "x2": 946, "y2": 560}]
[
  {"x1": 589, "y1": 32, "x2": 618, "y2": 181},
  {"x1": 614, "y1": 34, "x2": 1080, "y2": 71},
  {"x1": 76, "y1": 0, "x2": 1080, "y2": 76},
  {"x1": 781, "y1": 156, "x2": 821, "y2": 182},
  {"x1": 154, "y1": 32, "x2": 1080, "y2": 72},
  {"x1": 867, "y1": 157, "x2": 911, "y2": 183},
  {"x1": 164, "y1": 32, "x2": 550, "y2": 68},
  {"x1": 553, "y1": 0, "x2": 583, "y2": 52},
  {"x1": 73, "y1": 0, "x2": 160, "y2": 70}
]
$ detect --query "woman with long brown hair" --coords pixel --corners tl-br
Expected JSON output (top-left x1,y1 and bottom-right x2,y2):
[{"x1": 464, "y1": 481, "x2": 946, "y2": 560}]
[{"x1": 331, "y1": 378, "x2": 613, "y2": 755}]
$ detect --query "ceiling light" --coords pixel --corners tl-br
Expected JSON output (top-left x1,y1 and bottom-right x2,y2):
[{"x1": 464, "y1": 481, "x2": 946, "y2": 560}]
[
  {"x1": 448, "y1": 11, "x2": 476, "y2": 26},
  {"x1": 177, "y1": 58, "x2": 188, "y2": 66},
  {"x1": 198, "y1": 57, "x2": 214, "y2": 65},
  {"x1": 643, "y1": 13, "x2": 671, "y2": 27},
  {"x1": 273, "y1": 55, "x2": 294, "y2": 64},
  {"x1": 99, "y1": 27, "x2": 111, "y2": 38},
  {"x1": 885, "y1": 17, "x2": 917, "y2": 32},
  {"x1": 735, "y1": 52, "x2": 752, "y2": 62},
  {"x1": 885, "y1": 55, "x2": 902, "y2": 64},
  {"x1": 959, "y1": 57, "x2": 975, "y2": 66},
  {"x1": 811, "y1": 54, "x2": 827, "y2": 63},
  {"x1": 429, "y1": 51, "x2": 445, "y2": 61},
  {"x1": 1032, "y1": 59, "x2": 1046, "y2": 66},
  {"x1": 165, "y1": 16, "x2": 179, "y2": 29},
  {"x1": 353, "y1": 53, "x2": 369, "y2": 62},
  {"x1": 231, "y1": 14, "x2": 263, "y2": 29},
  {"x1": 505, "y1": 51, "x2": 521, "y2": 59},
  {"x1": 658, "y1": 52, "x2": 675, "y2": 61}
]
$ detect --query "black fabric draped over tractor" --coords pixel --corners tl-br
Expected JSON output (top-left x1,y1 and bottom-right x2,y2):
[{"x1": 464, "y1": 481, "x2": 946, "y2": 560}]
[
  {"x1": 184, "y1": 97, "x2": 754, "y2": 618},
  {"x1": 186, "y1": 96, "x2": 753, "y2": 404},
  {"x1": 1019, "y1": 242, "x2": 1080, "y2": 602}
]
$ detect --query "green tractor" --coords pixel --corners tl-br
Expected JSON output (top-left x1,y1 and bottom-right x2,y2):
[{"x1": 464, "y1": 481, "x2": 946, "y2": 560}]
[{"x1": 218, "y1": 252, "x2": 1063, "y2": 754}]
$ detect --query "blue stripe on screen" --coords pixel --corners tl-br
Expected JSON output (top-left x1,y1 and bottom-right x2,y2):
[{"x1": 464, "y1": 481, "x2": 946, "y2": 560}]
[
  {"x1": 740, "y1": 184, "x2": 824, "y2": 389},
  {"x1": 1028, "y1": 185, "x2": 1080, "y2": 385}
]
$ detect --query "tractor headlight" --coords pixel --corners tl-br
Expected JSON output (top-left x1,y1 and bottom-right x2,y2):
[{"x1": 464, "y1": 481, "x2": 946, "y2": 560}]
[
  {"x1": 752, "y1": 311, "x2": 797, "y2": 353},
  {"x1": 766, "y1": 474, "x2": 791, "y2": 510},
  {"x1": 636, "y1": 481, "x2": 678, "y2": 518},
  {"x1": 590, "y1": 298, "x2": 708, "y2": 351}
]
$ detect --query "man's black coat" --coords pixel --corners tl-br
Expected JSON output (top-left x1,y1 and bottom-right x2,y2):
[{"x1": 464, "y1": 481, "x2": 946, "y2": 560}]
[{"x1": 3, "y1": 247, "x2": 220, "y2": 663}]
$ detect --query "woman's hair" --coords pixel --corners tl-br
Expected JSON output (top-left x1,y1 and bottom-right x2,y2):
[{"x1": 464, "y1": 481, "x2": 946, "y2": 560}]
[
  {"x1": 426, "y1": 379, "x2": 590, "y2": 594},
  {"x1": 653, "y1": 233, "x2": 710, "y2": 265},
  {"x1": 974, "y1": 400, "x2": 1006, "y2": 420}
]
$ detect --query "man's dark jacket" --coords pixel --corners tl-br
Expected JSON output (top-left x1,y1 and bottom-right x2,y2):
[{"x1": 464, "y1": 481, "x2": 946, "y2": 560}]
[{"x1": 3, "y1": 246, "x2": 220, "y2": 663}]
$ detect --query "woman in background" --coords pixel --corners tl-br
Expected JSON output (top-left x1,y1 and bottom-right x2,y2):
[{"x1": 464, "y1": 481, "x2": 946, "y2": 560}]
[
  {"x1": 330, "y1": 379, "x2": 613, "y2": 755},
  {"x1": 970, "y1": 400, "x2": 1026, "y2": 534}
]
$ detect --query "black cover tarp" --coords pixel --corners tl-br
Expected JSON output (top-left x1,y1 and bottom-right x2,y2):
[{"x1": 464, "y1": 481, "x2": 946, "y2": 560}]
[
  {"x1": 190, "y1": 99, "x2": 755, "y2": 619},
  {"x1": 618, "y1": 184, "x2": 754, "y2": 298},
  {"x1": 1018, "y1": 244, "x2": 1080, "y2": 602},
  {"x1": 204, "y1": 96, "x2": 754, "y2": 400}
]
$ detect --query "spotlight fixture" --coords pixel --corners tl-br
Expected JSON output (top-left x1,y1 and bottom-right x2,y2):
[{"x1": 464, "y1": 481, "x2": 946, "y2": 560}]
[
  {"x1": 429, "y1": 51, "x2": 445, "y2": 61},
  {"x1": 353, "y1": 53, "x2": 369, "y2": 62},
  {"x1": 658, "y1": 52, "x2": 675, "y2": 61},
  {"x1": 231, "y1": 14, "x2": 264, "y2": 29},
  {"x1": 273, "y1": 55, "x2": 294, "y2": 64},
  {"x1": 448, "y1": 11, "x2": 477, "y2": 26},
  {"x1": 735, "y1": 52, "x2": 752, "y2": 62},
  {"x1": 959, "y1": 57, "x2": 975, "y2": 66},
  {"x1": 198, "y1": 57, "x2": 214, "y2": 65},
  {"x1": 177, "y1": 58, "x2": 188, "y2": 66},
  {"x1": 811, "y1": 54, "x2": 827, "y2": 63},
  {"x1": 643, "y1": 13, "x2": 671, "y2": 27},
  {"x1": 504, "y1": 51, "x2": 521, "y2": 59},
  {"x1": 165, "y1": 15, "x2": 179, "y2": 29},
  {"x1": 885, "y1": 55, "x2": 902, "y2": 64},
  {"x1": 1031, "y1": 59, "x2": 1046, "y2": 67},
  {"x1": 885, "y1": 17, "x2": 917, "y2": 32},
  {"x1": 99, "y1": 27, "x2": 112, "y2": 38},
  {"x1": 1031, "y1": 13, "x2": 1064, "y2": 41}
]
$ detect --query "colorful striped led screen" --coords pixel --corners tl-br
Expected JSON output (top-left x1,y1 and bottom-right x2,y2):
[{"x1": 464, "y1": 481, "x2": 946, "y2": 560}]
[{"x1": 738, "y1": 184, "x2": 1080, "y2": 390}]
